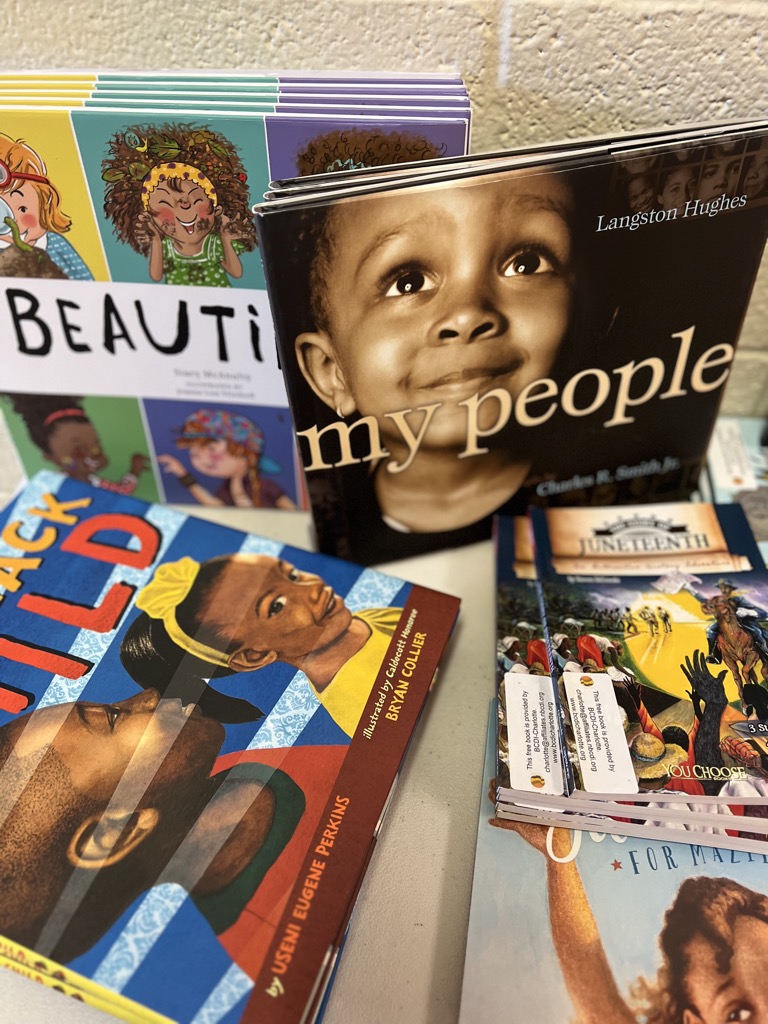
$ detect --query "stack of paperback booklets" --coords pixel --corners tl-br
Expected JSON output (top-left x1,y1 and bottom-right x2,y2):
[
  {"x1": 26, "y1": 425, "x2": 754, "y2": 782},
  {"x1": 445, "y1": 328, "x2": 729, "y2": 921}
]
[
  {"x1": 493, "y1": 501, "x2": 768, "y2": 854},
  {"x1": 255, "y1": 117, "x2": 768, "y2": 564},
  {"x1": 0, "y1": 70, "x2": 469, "y2": 510},
  {"x1": 0, "y1": 470, "x2": 460, "y2": 1021}
]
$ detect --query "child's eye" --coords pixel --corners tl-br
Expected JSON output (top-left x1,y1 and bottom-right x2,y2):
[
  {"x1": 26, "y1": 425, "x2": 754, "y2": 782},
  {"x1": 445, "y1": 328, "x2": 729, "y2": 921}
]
[
  {"x1": 726, "y1": 1007, "x2": 752, "y2": 1022},
  {"x1": 503, "y1": 249, "x2": 555, "y2": 277},
  {"x1": 384, "y1": 269, "x2": 435, "y2": 297},
  {"x1": 268, "y1": 596, "x2": 287, "y2": 617},
  {"x1": 288, "y1": 568, "x2": 301, "y2": 581}
]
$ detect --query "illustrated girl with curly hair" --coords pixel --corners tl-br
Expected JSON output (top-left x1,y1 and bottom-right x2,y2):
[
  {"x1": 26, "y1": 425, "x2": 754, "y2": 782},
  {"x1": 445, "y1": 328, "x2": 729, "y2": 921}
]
[
  {"x1": 102, "y1": 123, "x2": 257, "y2": 286},
  {"x1": 0, "y1": 133, "x2": 93, "y2": 280}
]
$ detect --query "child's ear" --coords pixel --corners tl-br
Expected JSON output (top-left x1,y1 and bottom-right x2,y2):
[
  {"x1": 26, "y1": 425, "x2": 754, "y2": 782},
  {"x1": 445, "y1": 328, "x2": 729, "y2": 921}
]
[
  {"x1": 295, "y1": 331, "x2": 357, "y2": 417},
  {"x1": 67, "y1": 808, "x2": 160, "y2": 869},
  {"x1": 228, "y1": 646, "x2": 277, "y2": 673}
]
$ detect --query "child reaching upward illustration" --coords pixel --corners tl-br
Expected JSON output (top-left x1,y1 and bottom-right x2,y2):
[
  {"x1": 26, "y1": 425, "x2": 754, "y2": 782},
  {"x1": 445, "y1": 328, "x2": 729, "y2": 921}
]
[
  {"x1": 496, "y1": 818, "x2": 768, "y2": 1024},
  {"x1": 0, "y1": 134, "x2": 93, "y2": 280},
  {"x1": 102, "y1": 123, "x2": 257, "y2": 286}
]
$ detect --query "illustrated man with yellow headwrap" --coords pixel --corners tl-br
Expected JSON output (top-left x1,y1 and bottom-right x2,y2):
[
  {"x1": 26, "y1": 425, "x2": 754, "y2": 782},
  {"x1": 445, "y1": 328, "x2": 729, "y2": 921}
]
[{"x1": 102, "y1": 124, "x2": 258, "y2": 286}]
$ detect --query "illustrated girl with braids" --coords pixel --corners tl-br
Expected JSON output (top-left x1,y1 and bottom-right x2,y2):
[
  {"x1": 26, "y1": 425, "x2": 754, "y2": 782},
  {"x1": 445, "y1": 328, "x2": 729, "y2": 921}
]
[
  {"x1": 0, "y1": 134, "x2": 93, "y2": 280},
  {"x1": 102, "y1": 123, "x2": 257, "y2": 286},
  {"x1": 158, "y1": 408, "x2": 296, "y2": 509},
  {"x1": 9, "y1": 393, "x2": 148, "y2": 493}
]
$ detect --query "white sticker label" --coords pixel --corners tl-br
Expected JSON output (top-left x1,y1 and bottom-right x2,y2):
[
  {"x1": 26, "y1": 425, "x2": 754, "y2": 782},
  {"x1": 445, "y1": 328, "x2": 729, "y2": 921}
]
[
  {"x1": 504, "y1": 671, "x2": 565, "y2": 796},
  {"x1": 563, "y1": 670, "x2": 637, "y2": 793}
]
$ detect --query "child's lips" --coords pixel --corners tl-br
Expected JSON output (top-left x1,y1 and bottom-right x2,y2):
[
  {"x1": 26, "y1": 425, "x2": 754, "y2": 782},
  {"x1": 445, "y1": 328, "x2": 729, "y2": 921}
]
[
  {"x1": 416, "y1": 357, "x2": 525, "y2": 394},
  {"x1": 322, "y1": 588, "x2": 340, "y2": 619}
]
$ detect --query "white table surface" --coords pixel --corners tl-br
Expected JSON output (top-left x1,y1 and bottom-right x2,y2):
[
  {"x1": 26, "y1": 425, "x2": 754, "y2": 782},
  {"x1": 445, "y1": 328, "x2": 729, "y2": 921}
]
[{"x1": 0, "y1": 416, "x2": 494, "y2": 1024}]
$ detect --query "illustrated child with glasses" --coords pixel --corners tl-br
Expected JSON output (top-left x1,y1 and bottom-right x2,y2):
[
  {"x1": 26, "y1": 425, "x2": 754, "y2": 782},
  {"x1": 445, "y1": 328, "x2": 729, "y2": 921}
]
[
  {"x1": 102, "y1": 123, "x2": 257, "y2": 286},
  {"x1": 0, "y1": 134, "x2": 93, "y2": 280}
]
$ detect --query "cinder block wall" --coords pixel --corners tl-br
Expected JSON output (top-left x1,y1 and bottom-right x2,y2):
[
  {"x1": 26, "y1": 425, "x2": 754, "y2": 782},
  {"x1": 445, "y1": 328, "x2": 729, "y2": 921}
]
[{"x1": 6, "y1": 0, "x2": 767, "y2": 413}]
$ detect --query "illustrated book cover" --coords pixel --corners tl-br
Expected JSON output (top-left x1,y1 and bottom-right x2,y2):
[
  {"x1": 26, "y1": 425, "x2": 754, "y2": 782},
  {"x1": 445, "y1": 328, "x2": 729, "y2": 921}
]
[
  {"x1": 255, "y1": 118, "x2": 768, "y2": 565},
  {"x1": 0, "y1": 470, "x2": 460, "y2": 1022},
  {"x1": 0, "y1": 72, "x2": 469, "y2": 512},
  {"x1": 491, "y1": 502, "x2": 768, "y2": 853},
  {"x1": 459, "y1": 704, "x2": 768, "y2": 1023}
]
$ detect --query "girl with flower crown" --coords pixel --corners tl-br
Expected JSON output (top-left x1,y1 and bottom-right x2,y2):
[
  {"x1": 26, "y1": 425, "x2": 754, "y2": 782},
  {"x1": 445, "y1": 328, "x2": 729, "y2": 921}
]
[{"x1": 102, "y1": 123, "x2": 257, "y2": 286}]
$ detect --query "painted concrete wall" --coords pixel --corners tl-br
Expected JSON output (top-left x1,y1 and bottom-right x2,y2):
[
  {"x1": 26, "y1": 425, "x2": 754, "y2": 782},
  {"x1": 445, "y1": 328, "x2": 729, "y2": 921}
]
[{"x1": 3, "y1": 0, "x2": 767, "y2": 412}]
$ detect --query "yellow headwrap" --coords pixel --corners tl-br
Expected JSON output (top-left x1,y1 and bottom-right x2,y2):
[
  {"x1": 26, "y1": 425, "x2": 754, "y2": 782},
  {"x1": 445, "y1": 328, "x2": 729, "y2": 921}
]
[
  {"x1": 140, "y1": 162, "x2": 218, "y2": 210},
  {"x1": 136, "y1": 556, "x2": 230, "y2": 668}
]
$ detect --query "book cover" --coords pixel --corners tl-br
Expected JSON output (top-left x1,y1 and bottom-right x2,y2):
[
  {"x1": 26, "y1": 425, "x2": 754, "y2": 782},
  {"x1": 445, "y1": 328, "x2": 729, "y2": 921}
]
[
  {"x1": 0, "y1": 79, "x2": 469, "y2": 511},
  {"x1": 255, "y1": 121, "x2": 768, "y2": 564},
  {"x1": 0, "y1": 470, "x2": 460, "y2": 1022},
  {"x1": 531, "y1": 501, "x2": 768, "y2": 805},
  {"x1": 708, "y1": 416, "x2": 768, "y2": 565},
  {"x1": 460, "y1": 705, "x2": 768, "y2": 1023}
]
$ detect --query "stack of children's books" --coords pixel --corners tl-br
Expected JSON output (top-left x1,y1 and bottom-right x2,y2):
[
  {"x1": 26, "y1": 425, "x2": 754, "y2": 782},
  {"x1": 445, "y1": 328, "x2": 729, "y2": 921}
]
[
  {"x1": 459, "y1": 499, "x2": 768, "y2": 1020},
  {"x1": 255, "y1": 117, "x2": 768, "y2": 564},
  {"x1": 460, "y1": 697, "x2": 768, "y2": 1023},
  {"x1": 0, "y1": 470, "x2": 460, "y2": 1021},
  {"x1": 491, "y1": 499, "x2": 768, "y2": 852},
  {"x1": 0, "y1": 70, "x2": 469, "y2": 511}
]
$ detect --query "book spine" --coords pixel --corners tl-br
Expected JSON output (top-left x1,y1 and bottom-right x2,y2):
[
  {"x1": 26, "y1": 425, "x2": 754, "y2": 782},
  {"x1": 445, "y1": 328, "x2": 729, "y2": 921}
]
[{"x1": 534, "y1": 578, "x2": 576, "y2": 795}]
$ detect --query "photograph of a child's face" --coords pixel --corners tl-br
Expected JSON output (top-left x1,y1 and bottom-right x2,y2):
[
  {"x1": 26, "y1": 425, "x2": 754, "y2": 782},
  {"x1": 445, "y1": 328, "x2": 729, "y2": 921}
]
[
  {"x1": 295, "y1": 167, "x2": 576, "y2": 535},
  {"x1": 268, "y1": 132, "x2": 768, "y2": 563}
]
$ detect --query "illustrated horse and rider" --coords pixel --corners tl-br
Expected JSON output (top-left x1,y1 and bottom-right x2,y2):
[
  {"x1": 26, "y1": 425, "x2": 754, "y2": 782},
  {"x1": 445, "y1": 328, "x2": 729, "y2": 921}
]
[{"x1": 688, "y1": 578, "x2": 768, "y2": 706}]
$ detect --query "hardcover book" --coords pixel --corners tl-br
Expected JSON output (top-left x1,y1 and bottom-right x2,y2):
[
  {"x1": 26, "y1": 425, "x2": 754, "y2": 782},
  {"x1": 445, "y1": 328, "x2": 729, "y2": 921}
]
[
  {"x1": 0, "y1": 72, "x2": 469, "y2": 511},
  {"x1": 0, "y1": 470, "x2": 460, "y2": 1022},
  {"x1": 255, "y1": 119, "x2": 768, "y2": 564},
  {"x1": 460, "y1": 706, "x2": 768, "y2": 1024}
]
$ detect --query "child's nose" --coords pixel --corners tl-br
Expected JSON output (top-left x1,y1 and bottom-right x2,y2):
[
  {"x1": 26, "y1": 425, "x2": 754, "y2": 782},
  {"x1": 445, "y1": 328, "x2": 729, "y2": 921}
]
[{"x1": 434, "y1": 295, "x2": 507, "y2": 345}]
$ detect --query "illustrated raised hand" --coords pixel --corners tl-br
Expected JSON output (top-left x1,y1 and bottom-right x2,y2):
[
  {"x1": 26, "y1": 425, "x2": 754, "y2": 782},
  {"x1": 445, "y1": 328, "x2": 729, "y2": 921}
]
[{"x1": 680, "y1": 649, "x2": 728, "y2": 706}]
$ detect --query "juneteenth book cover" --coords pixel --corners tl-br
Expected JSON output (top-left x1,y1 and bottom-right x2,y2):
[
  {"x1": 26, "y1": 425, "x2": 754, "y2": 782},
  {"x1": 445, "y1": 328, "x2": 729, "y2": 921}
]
[
  {"x1": 256, "y1": 120, "x2": 768, "y2": 564},
  {"x1": 0, "y1": 471, "x2": 459, "y2": 1022}
]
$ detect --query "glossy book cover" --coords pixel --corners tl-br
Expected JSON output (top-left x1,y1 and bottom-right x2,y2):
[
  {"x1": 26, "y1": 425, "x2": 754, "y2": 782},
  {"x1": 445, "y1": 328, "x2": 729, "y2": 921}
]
[
  {"x1": 460, "y1": 707, "x2": 768, "y2": 1023},
  {"x1": 0, "y1": 471, "x2": 460, "y2": 1022},
  {"x1": 530, "y1": 501, "x2": 768, "y2": 805},
  {"x1": 0, "y1": 77, "x2": 469, "y2": 511},
  {"x1": 255, "y1": 120, "x2": 768, "y2": 565}
]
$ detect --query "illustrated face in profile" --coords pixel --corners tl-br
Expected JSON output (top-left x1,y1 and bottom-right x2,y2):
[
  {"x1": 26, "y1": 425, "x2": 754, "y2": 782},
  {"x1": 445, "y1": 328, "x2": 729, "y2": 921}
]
[{"x1": 0, "y1": 690, "x2": 226, "y2": 954}]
